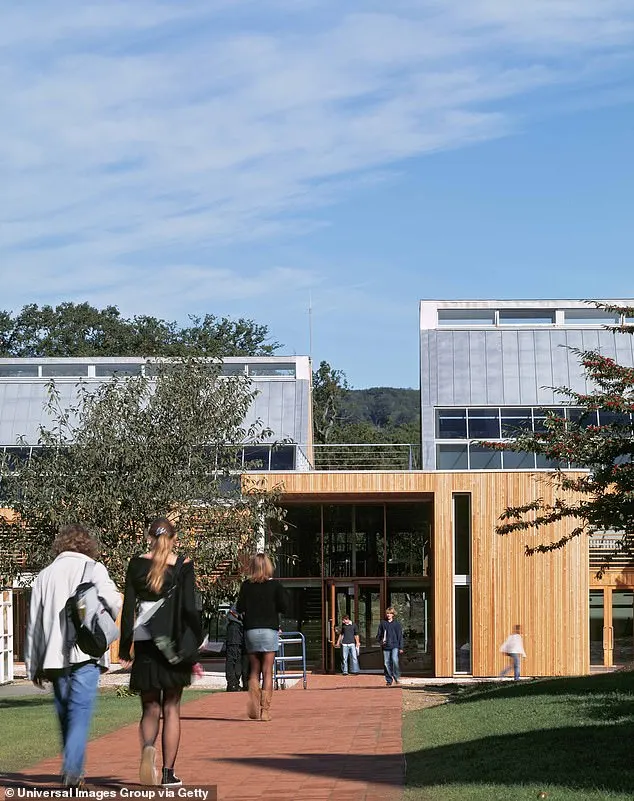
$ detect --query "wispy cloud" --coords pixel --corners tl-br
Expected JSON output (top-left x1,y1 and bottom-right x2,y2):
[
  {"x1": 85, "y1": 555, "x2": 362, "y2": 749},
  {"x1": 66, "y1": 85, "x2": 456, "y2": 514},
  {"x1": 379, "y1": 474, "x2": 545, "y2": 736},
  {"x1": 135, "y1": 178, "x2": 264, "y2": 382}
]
[{"x1": 1, "y1": 0, "x2": 633, "y2": 315}]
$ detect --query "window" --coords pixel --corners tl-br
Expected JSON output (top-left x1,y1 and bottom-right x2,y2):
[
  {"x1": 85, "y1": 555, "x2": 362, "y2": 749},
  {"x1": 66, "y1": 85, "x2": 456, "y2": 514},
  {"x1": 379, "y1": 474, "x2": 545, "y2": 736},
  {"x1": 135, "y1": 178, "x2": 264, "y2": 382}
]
[
  {"x1": 41, "y1": 364, "x2": 89, "y2": 377},
  {"x1": 0, "y1": 365, "x2": 38, "y2": 377},
  {"x1": 501, "y1": 408, "x2": 533, "y2": 437},
  {"x1": 453, "y1": 494, "x2": 471, "y2": 674},
  {"x1": 467, "y1": 408, "x2": 500, "y2": 438},
  {"x1": 94, "y1": 363, "x2": 143, "y2": 377},
  {"x1": 564, "y1": 309, "x2": 619, "y2": 325},
  {"x1": 469, "y1": 445, "x2": 501, "y2": 469},
  {"x1": 436, "y1": 409, "x2": 467, "y2": 439},
  {"x1": 438, "y1": 309, "x2": 495, "y2": 326},
  {"x1": 533, "y1": 408, "x2": 565, "y2": 433},
  {"x1": 498, "y1": 309, "x2": 555, "y2": 325},
  {"x1": 247, "y1": 364, "x2": 296, "y2": 377},
  {"x1": 502, "y1": 450, "x2": 535, "y2": 469},
  {"x1": 221, "y1": 363, "x2": 247, "y2": 376},
  {"x1": 437, "y1": 444, "x2": 468, "y2": 470}
]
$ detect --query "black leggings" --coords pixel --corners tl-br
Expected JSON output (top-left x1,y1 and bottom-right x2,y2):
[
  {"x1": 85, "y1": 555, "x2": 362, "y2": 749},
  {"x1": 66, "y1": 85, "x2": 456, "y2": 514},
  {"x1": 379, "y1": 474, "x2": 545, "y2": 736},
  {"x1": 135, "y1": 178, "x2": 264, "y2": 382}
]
[{"x1": 140, "y1": 687, "x2": 183, "y2": 769}]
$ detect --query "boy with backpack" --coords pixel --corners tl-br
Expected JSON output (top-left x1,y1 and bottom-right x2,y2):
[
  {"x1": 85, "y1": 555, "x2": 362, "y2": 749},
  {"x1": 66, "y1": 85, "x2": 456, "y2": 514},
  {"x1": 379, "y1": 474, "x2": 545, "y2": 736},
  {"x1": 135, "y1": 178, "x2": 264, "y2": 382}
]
[{"x1": 25, "y1": 524, "x2": 121, "y2": 788}]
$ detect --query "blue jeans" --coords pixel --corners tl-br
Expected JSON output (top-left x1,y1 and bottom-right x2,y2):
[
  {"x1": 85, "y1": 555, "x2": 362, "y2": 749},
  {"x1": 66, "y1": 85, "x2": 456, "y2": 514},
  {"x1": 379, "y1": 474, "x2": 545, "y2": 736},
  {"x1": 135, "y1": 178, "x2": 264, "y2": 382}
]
[
  {"x1": 51, "y1": 662, "x2": 100, "y2": 782},
  {"x1": 382, "y1": 648, "x2": 400, "y2": 684},
  {"x1": 499, "y1": 653, "x2": 521, "y2": 681},
  {"x1": 341, "y1": 644, "x2": 360, "y2": 674}
]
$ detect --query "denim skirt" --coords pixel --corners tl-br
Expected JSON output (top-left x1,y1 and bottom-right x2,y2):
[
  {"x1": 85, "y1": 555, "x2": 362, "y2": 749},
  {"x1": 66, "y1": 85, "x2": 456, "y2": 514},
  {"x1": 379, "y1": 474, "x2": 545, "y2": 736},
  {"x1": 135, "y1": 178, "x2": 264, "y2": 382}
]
[{"x1": 245, "y1": 628, "x2": 279, "y2": 653}]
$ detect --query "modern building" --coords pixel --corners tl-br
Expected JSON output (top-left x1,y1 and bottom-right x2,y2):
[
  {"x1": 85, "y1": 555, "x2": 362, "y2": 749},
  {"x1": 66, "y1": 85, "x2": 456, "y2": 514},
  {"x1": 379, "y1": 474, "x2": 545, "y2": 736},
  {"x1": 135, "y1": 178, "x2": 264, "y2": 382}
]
[
  {"x1": 3, "y1": 300, "x2": 634, "y2": 681},
  {"x1": 0, "y1": 355, "x2": 312, "y2": 680},
  {"x1": 253, "y1": 299, "x2": 634, "y2": 677}
]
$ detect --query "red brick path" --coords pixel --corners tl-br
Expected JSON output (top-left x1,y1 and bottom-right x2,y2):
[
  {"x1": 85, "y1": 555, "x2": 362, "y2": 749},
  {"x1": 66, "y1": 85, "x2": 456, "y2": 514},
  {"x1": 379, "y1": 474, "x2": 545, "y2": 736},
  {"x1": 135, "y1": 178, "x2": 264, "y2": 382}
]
[{"x1": 7, "y1": 675, "x2": 404, "y2": 801}]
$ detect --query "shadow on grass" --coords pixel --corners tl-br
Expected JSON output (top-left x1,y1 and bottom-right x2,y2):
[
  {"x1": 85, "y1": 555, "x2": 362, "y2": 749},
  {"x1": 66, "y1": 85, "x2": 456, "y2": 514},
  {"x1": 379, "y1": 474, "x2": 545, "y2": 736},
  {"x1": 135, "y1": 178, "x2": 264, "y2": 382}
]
[
  {"x1": 0, "y1": 696, "x2": 54, "y2": 709},
  {"x1": 406, "y1": 722, "x2": 634, "y2": 794},
  {"x1": 449, "y1": 670, "x2": 634, "y2": 706}
]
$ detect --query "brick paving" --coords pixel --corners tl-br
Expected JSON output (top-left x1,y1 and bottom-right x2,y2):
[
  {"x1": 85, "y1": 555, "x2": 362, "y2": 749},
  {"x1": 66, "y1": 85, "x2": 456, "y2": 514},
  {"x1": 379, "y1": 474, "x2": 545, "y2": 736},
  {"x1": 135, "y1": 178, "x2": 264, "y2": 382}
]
[{"x1": 4, "y1": 674, "x2": 404, "y2": 801}]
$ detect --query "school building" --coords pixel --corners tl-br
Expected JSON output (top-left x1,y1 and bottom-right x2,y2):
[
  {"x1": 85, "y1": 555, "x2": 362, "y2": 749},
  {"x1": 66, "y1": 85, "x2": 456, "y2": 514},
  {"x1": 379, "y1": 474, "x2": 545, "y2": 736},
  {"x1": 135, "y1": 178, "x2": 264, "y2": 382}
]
[{"x1": 1, "y1": 299, "x2": 634, "y2": 682}]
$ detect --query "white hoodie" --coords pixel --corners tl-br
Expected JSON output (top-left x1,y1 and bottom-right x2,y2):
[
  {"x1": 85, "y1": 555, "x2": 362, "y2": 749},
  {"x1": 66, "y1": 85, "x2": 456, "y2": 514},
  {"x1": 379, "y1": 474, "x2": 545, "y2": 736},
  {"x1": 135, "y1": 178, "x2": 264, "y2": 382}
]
[{"x1": 24, "y1": 551, "x2": 122, "y2": 679}]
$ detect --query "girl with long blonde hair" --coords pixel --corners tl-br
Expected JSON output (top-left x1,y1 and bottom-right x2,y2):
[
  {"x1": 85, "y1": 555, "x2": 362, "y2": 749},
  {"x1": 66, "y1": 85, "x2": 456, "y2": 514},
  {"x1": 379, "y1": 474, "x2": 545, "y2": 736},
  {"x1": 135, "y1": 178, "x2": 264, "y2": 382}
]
[
  {"x1": 120, "y1": 518, "x2": 201, "y2": 787},
  {"x1": 236, "y1": 552, "x2": 288, "y2": 721}
]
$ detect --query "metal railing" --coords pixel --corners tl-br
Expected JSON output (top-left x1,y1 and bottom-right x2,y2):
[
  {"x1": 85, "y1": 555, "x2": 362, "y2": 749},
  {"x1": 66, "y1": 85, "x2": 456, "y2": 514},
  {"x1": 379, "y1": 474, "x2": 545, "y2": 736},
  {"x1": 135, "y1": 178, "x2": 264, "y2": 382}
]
[{"x1": 0, "y1": 442, "x2": 421, "y2": 474}]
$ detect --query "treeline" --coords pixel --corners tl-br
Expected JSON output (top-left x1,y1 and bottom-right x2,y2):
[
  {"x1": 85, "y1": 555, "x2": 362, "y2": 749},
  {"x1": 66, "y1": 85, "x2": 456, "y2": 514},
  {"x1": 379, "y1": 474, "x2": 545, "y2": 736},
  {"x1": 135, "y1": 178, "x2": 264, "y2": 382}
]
[
  {"x1": 338, "y1": 387, "x2": 420, "y2": 444},
  {"x1": 0, "y1": 302, "x2": 278, "y2": 357}
]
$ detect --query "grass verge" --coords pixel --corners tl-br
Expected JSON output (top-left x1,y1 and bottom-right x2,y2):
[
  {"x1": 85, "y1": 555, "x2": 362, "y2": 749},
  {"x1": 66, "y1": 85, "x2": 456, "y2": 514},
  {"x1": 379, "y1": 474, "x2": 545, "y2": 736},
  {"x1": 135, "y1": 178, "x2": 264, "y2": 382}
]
[
  {"x1": 0, "y1": 687, "x2": 211, "y2": 773},
  {"x1": 403, "y1": 671, "x2": 634, "y2": 801}
]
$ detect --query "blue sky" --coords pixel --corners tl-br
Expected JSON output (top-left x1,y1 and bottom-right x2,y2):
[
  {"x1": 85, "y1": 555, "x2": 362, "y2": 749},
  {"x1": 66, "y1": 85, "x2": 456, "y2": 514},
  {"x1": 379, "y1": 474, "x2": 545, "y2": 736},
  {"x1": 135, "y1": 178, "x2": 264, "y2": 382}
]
[{"x1": 2, "y1": 1, "x2": 634, "y2": 388}]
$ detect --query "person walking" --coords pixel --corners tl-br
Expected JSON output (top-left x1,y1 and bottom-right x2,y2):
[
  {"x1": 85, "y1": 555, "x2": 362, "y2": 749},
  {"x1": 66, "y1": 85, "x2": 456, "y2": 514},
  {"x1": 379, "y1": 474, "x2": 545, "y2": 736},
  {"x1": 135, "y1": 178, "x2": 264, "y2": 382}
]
[
  {"x1": 24, "y1": 524, "x2": 121, "y2": 788},
  {"x1": 376, "y1": 607, "x2": 404, "y2": 686},
  {"x1": 236, "y1": 553, "x2": 288, "y2": 722},
  {"x1": 499, "y1": 624, "x2": 526, "y2": 681},
  {"x1": 336, "y1": 613, "x2": 361, "y2": 675},
  {"x1": 119, "y1": 518, "x2": 202, "y2": 787},
  {"x1": 225, "y1": 604, "x2": 249, "y2": 692}
]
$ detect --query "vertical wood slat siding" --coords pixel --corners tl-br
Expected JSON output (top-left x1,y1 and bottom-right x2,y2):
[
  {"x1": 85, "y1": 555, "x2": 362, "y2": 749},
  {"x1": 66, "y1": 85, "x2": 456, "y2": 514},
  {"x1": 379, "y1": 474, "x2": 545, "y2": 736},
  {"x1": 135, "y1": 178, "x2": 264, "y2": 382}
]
[{"x1": 248, "y1": 471, "x2": 589, "y2": 677}]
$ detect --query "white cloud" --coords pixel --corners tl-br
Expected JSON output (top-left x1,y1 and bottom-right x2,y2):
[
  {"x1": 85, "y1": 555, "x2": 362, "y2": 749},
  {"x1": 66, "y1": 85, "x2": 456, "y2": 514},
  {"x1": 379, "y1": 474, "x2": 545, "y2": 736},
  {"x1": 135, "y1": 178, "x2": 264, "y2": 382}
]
[{"x1": 1, "y1": 0, "x2": 633, "y2": 316}]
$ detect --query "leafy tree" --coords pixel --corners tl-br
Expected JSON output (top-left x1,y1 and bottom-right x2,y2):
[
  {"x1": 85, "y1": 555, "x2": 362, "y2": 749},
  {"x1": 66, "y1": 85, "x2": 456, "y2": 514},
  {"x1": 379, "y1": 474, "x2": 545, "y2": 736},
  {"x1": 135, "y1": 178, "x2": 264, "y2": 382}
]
[
  {"x1": 494, "y1": 304, "x2": 634, "y2": 564},
  {"x1": 312, "y1": 361, "x2": 349, "y2": 444},
  {"x1": 0, "y1": 359, "x2": 284, "y2": 606},
  {"x1": 0, "y1": 302, "x2": 280, "y2": 358}
]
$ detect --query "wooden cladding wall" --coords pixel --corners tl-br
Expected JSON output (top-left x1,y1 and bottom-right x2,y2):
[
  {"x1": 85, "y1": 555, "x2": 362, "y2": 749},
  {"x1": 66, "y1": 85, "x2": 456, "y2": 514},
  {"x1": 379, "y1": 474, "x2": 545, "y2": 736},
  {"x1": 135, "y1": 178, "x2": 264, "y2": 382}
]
[{"x1": 249, "y1": 471, "x2": 589, "y2": 677}]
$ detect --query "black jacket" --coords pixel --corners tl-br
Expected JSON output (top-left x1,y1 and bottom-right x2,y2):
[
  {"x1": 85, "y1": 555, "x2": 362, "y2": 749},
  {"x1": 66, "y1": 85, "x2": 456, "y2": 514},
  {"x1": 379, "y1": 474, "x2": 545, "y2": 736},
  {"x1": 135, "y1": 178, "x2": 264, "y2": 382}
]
[
  {"x1": 236, "y1": 579, "x2": 287, "y2": 631},
  {"x1": 119, "y1": 556, "x2": 202, "y2": 662}
]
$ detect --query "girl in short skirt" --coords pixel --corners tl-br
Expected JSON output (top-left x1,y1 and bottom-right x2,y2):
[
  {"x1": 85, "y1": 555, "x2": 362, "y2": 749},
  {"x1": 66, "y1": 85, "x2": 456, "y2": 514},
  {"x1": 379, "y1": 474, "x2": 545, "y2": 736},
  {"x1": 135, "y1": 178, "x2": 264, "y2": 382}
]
[
  {"x1": 237, "y1": 553, "x2": 288, "y2": 721},
  {"x1": 120, "y1": 518, "x2": 201, "y2": 787}
]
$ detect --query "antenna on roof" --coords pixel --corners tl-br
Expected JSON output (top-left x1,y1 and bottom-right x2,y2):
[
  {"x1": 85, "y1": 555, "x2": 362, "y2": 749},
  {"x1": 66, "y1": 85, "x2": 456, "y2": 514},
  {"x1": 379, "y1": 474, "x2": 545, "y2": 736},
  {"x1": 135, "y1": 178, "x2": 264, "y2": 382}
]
[{"x1": 308, "y1": 292, "x2": 313, "y2": 361}]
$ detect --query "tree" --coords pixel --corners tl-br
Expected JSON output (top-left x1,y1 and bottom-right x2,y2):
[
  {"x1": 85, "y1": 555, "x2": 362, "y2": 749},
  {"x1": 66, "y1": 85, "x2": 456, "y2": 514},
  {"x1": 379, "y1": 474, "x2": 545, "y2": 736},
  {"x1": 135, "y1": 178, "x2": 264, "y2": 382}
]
[
  {"x1": 494, "y1": 304, "x2": 634, "y2": 564},
  {"x1": 0, "y1": 302, "x2": 280, "y2": 358},
  {"x1": 312, "y1": 361, "x2": 349, "y2": 444},
  {"x1": 0, "y1": 359, "x2": 284, "y2": 606}
]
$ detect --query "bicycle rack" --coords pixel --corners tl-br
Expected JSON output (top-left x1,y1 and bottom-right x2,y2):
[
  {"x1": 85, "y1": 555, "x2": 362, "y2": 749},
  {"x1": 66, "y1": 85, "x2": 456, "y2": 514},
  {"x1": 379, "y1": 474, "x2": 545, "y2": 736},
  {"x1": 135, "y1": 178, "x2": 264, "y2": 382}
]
[{"x1": 273, "y1": 631, "x2": 307, "y2": 690}]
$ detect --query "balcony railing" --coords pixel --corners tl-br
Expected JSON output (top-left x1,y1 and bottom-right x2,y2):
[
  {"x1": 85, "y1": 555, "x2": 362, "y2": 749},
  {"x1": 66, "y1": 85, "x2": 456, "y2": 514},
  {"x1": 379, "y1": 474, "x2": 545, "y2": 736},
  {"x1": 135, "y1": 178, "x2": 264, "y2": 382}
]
[{"x1": 0, "y1": 442, "x2": 421, "y2": 475}]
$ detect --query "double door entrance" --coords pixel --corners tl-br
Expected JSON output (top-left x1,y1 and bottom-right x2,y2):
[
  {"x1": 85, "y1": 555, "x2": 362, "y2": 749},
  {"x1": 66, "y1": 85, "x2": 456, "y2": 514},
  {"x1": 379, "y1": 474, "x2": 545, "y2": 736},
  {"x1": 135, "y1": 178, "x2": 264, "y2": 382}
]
[
  {"x1": 590, "y1": 588, "x2": 634, "y2": 667},
  {"x1": 325, "y1": 580, "x2": 385, "y2": 673}
]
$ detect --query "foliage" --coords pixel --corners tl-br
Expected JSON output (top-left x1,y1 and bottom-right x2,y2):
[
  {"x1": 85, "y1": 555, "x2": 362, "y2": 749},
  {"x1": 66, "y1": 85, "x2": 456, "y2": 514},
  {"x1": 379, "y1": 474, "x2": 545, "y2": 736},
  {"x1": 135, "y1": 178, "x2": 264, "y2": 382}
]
[
  {"x1": 0, "y1": 301, "x2": 280, "y2": 357},
  {"x1": 341, "y1": 386, "x2": 420, "y2": 430},
  {"x1": 312, "y1": 360, "x2": 349, "y2": 444},
  {"x1": 492, "y1": 303, "x2": 634, "y2": 562},
  {"x1": 0, "y1": 358, "x2": 284, "y2": 604},
  {"x1": 311, "y1": 362, "x2": 420, "y2": 468}
]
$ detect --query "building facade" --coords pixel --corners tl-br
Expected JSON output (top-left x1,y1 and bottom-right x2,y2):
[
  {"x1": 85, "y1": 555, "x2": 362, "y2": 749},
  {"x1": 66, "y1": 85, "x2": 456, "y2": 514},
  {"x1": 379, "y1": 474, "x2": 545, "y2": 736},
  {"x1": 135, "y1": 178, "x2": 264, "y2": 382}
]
[
  {"x1": 3, "y1": 300, "x2": 634, "y2": 680},
  {"x1": 254, "y1": 299, "x2": 634, "y2": 677}
]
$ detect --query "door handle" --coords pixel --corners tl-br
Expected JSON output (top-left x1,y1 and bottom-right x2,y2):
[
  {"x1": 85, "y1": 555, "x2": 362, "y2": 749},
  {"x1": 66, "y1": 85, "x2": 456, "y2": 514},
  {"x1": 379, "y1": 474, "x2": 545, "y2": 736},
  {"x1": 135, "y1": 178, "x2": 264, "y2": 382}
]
[{"x1": 609, "y1": 627, "x2": 614, "y2": 650}]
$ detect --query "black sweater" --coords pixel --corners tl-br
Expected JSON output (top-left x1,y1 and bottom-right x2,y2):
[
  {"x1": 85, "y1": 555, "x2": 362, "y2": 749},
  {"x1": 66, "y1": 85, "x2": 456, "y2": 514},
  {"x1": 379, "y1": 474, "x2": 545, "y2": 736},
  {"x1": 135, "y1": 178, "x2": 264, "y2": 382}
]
[
  {"x1": 236, "y1": 579, "x2": 287, "y2": 631},
  {"x1": 119, "y1": 556, "x2": 202, "y2": 662}
]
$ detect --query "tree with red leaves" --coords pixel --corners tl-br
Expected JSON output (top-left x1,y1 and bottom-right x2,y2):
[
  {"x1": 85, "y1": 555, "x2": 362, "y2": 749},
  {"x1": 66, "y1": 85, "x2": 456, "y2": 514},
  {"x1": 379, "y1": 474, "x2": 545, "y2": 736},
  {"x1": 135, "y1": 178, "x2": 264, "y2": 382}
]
[{"x1": 494, "y1": 303, "x2": 634, "y2": 566}]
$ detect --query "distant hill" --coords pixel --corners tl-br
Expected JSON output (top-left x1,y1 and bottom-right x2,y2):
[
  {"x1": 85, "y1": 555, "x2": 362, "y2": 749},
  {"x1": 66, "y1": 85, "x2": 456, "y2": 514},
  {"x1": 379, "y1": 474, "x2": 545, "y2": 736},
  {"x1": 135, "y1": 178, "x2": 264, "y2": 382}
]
[
  {"x1": 336, "y1": 387, "x2": 420, "y2": 445},
  {"x1": 341, "y1": 387, "x2": 419, "y2": 428}
]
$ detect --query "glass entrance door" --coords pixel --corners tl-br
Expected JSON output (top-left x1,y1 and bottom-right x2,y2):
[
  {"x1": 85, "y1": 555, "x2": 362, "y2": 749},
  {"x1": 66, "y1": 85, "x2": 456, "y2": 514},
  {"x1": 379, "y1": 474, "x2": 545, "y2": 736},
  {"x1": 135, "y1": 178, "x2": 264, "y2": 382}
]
[
  {"x1": 589, "y1": 588, "x2": 634, "y2": 667},
  {"x1": 326, "y1": 581, "x2": 384, "y2": 672}
]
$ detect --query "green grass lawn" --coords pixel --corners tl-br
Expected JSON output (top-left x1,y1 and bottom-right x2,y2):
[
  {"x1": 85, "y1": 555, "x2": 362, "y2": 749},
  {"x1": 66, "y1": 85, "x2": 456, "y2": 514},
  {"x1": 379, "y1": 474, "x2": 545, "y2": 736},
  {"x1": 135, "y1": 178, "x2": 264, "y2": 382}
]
[
  {"x1": 0, "y1": 687, "x2": 211, "y2": 774},
  {"x1": 403, "y1": 671, "x2": 634, "y2": 801}
]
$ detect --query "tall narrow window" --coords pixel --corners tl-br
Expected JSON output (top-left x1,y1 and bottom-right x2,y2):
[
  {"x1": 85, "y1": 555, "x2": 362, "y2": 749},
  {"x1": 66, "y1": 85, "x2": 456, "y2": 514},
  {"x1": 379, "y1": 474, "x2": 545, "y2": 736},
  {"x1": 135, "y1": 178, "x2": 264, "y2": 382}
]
[{"x1": 453, "y1": 493, "x2": 471, "y2": 673}]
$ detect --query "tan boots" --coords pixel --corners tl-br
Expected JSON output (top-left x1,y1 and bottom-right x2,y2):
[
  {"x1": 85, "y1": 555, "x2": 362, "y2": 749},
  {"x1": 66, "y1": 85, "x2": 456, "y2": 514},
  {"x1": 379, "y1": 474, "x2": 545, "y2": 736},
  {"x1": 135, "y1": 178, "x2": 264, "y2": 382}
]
[
  {"x1": 260, "y1": 689, "x2": 273, "y2": 722},
  {"x1": 246, "y1": 679, "x2": 273, "y2": 721},
  {"x1": 247, "y1": 677, "x2": 260, "y2": 720}
]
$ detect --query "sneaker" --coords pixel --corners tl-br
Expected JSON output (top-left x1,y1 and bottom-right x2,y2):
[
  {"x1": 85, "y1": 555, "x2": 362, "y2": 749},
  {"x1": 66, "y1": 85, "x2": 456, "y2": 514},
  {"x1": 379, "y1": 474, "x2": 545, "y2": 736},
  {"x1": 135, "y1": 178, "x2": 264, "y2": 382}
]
[
  {"x1": 62, "y1": 775, "x2": 85, "y2": 789},
  {"x1": 161, "y1": 768, "x2": 183, "y2": 787},
  {"x1": 140, "y1": 745, "x2": 159, "y2": 786}
]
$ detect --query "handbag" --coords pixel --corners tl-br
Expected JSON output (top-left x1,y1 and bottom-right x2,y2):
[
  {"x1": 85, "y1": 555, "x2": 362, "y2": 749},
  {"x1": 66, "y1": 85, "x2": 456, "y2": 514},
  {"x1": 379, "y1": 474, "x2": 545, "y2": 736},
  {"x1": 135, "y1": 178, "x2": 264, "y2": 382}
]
[{"x1": 141, "y1": 557, "x2": 200, "y2": 666}]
